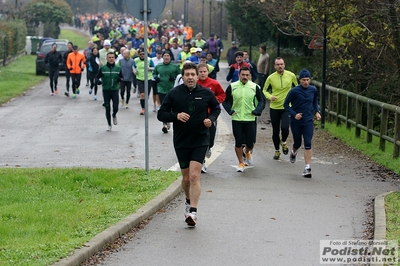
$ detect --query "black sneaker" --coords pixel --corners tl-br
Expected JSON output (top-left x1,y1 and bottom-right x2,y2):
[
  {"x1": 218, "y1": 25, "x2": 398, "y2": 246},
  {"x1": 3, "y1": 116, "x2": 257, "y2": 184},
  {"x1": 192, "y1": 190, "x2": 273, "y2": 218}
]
[
  {"x1": 162, "y1": 125, "x2": 168, "y2": 133},
  {"x1": 302, "y1": 168, "x2": 312, "y2": 178},
  {"x1": 64, "y1": 91, "x2": 69, "y2": 97},
  {"x1": 290, "y1": 152, "x2": 297, "y2": 163}
]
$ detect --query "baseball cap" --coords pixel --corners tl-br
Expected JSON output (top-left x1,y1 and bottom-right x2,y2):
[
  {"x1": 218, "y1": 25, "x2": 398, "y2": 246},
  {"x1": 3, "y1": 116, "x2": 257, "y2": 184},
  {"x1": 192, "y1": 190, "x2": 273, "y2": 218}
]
[
  {"x1": 190, "y1": 47, "x2": 196, "y2": 53},
  {"x1": 195, "y1": 47, "x2": 202, "y2": 52},
  {"x1": 231, "y1": 41, "x2": 236, "y2": 45},
  {"x1": 104, "y1": 40, "x2": 111, "y2": 46}
]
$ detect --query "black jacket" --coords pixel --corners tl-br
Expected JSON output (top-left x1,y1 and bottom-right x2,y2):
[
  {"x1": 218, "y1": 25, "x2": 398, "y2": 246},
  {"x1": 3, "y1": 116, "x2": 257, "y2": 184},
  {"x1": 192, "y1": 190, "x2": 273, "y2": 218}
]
[
  {"x1": 45, "y1": 50, "x2": 62, "y2": 68},
  {"x1": 157, "y1": 84, "x2": 221, "y2": 149}
]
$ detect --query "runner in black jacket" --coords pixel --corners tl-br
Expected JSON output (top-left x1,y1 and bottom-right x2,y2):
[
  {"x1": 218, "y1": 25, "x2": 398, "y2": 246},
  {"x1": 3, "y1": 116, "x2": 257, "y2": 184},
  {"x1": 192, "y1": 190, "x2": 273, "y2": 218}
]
[{"x1": 157, "y1": 62, "x2": 221, "y2": 227}]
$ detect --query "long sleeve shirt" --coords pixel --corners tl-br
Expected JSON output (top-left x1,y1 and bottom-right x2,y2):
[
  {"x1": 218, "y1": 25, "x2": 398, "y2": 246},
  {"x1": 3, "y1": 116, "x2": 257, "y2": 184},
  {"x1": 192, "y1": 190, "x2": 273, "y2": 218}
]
[
  {"x1": 284, "y1": 84, "x2": 320, "y2": 122},
  {"x1": 157, "y1": 84, "x2": 221, "y2": 149}
]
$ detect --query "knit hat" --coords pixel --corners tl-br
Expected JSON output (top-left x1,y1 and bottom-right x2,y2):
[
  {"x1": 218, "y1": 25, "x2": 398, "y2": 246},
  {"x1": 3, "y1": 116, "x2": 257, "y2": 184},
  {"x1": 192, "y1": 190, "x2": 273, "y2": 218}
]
[{"x1": 299, "y1": 69, "x2": 311, "y2": 79}]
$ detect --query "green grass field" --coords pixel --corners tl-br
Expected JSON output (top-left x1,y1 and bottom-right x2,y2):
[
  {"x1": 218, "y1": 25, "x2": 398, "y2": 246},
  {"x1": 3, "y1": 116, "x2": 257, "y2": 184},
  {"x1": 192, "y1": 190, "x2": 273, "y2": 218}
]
[{"x1": 0, "y1": 168, "x2": 179, "y2": 266}]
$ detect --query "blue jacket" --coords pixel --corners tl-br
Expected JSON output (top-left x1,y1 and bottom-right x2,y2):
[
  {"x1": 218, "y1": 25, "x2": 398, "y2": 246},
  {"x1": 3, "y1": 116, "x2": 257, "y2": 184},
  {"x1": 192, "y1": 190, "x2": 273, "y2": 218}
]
[{"x1": 284, "y1": 84, "x2": 320, "y2": 122}]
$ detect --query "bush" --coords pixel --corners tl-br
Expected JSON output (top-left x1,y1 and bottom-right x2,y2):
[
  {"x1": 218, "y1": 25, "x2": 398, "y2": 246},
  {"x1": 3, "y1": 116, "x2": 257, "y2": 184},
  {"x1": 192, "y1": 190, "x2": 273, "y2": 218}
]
[{"x1": 0, "y1": 19, "x2": 27, "y2": 57}]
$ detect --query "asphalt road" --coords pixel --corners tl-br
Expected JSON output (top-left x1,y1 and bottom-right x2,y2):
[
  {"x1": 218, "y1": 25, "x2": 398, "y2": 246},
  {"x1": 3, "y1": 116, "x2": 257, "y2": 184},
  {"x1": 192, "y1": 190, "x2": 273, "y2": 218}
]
[{"x1": 1, "y1": 56, "x2": 399, "y2": 266}]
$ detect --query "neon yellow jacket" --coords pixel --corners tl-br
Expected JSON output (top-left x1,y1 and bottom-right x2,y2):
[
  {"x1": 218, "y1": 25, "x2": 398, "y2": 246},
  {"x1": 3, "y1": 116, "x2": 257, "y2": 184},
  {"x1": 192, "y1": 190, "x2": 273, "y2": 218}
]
[{"x1": 263, "y1": 70, "x2": 298, "y2": 110}]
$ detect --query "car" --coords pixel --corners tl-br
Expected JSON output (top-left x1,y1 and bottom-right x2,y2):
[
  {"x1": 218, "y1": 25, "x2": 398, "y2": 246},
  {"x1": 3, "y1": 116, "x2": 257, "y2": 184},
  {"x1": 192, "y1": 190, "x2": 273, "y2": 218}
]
[{"x1": 35, "y1": 39, "x2": 69, "y2": 75}]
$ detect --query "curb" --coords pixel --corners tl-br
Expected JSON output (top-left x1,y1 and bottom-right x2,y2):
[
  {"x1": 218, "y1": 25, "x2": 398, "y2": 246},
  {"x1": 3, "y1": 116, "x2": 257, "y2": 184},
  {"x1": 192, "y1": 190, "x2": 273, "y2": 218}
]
[
  {"x1": 52, "y1": 176, "x2": 183, "y2": 266},
  {"x1": 373, "y1": 191, "x2": 393, "y2": 266}
]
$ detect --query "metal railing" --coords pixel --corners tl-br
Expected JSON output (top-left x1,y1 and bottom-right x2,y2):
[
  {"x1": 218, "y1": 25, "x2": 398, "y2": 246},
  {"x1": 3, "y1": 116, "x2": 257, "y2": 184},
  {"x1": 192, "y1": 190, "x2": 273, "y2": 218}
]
[{"x1": 311, "y1": 80, "x2": 400, "y2": 158}]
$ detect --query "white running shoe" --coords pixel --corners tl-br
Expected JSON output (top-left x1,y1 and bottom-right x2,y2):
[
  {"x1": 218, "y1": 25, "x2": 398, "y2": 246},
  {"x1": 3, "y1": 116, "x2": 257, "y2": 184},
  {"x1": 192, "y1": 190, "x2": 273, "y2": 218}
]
[{"x1": 185, "y1": 212, "x2": 197, "y2": 226}]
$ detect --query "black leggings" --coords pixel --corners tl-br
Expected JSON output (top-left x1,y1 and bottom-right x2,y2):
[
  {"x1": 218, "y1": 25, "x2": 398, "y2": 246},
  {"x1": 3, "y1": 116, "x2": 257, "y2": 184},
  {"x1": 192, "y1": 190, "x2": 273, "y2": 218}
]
[
  {"x1": 88, "y1": 71, "x2": 98, "y2": 95},
  {"x1": 65, "y1": 69, "x2": 71, "y2": 91},
  {"x1": 270, "y1": 108, "x2": 290, "y2": 150},
  {"x1": 49, "y1": 67, "x2": 59, "y2": 92},
  {"x1": 120, "y1": 81, "x2": 132, "y2": 103},
  {"x1": 103, "y1": 90, "x2": 119, "y2": 126},
  {"x1": 71, "y1": 73, "x2": 82, "y2": 94}
]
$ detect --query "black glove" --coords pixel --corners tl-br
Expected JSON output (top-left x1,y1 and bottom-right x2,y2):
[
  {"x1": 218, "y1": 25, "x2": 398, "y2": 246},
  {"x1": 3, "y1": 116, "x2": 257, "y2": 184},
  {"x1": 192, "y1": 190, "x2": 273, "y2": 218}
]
[
  {"x1": 69, "y1": 68, "x2": 73, "y2": 71},
  {"x1": 155, "y1": 77, "x2": 160, "y2": 83},
  {"x1": 169, "y1": 76, "x2": 176, "y2": 82},
  {"x1": 96, "y1": 79, "x2": 102, "y2": 85},
  {"x1": 81, "y1": 68, "x2": 84, "y2": 72},
  {"x1": 117, "y1": 77, "x2": 122, "y2": 83}
]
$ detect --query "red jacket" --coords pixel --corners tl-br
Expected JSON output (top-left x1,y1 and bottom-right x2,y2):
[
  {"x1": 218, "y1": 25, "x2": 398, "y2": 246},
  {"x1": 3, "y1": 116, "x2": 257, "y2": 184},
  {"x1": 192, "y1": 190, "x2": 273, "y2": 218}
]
[{"x1": 197, "y1": 77, "x2": 226, "y2": 115}]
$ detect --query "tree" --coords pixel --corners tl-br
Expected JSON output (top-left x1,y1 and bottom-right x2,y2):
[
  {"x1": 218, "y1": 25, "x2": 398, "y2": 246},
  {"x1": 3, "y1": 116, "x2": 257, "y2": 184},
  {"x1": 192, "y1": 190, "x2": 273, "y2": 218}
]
[
  {"x1": 107, "y1": 0, "x2": 125, "y2": 13},
  {"x1": 24, "y1": 0, "x2": 72, "y2": 37}
]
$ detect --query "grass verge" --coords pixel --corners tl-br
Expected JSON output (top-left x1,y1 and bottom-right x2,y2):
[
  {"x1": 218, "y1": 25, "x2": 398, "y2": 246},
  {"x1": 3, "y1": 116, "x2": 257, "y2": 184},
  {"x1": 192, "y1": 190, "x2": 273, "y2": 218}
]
[
  {"x1": 0, "y1": 168, "x2": 180, "y2": 266},
  {"x1": 385, "y1": 192, "x2": 400, "y2": 266},
  {"x1": 58, "y1": 28, "x2": 90, "y2": 49},
  {"x1": 0, "y1": 55, "x2": 47, "y2": 104},
  {"x1": 323, "y1": 123, "x2": 400, "y2": 175}
]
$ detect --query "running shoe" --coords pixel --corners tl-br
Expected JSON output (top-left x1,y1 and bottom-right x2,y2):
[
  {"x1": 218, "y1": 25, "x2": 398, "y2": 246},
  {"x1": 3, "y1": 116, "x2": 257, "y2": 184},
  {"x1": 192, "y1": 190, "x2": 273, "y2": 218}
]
[
  {"x1": 201, "y1": 163, "x2": 207, "y2": 173},
  {"x1": 153, "y1": 105, "x2": 157, "y2": 112},
  {"x1": 167, "y1": 123, "x2": 171, "y2": 130},
  {"x1": 120, "y1": 99, "x2": 124, "y2": 106},
  {"x1": 113, "y1": 116, "x2": 118, "y2": 125},
  {"x1": 205, "y1": 148, "x2": 212, "y2": 158},
  {"x1": 273, "y1": 150, "x2": 281, "y2": 160},
  {"x1": 106, "y1": 125, "x2": 112, "y2": 131},
  {"x1": 86, "y1": 83, "x2": 89, "y2": 86},
  {"x1": 89, "y1": 89, "x2": 92, "y2": 95},
  {"x1": 140, "y1": 109, "x2": 145, "y2": 115},
  {"x1": 72, "y1": 94, "x2": 76, "y2": 98},
  {"x1": 64, "y1": 91, "x2": 69, "y2": 97},
  {"x1": 55, "y1": 88, "x2": 58, "y2": 94},
  {"x1": 162, "y1": 125, "x2": 168, "y2": 133},
  {"x1": 133, "y1": 87, "x2": 137, "y2": 93},
  {"x1": 94, "y1": 95, "x2": 97, "y2": 100},
  {"x1": 302, "y1": 168, "x2": 312, "y2": 178},
  {"x1": 236, "y1": 162, "x2": 245, "y2": 172},
  {"x1": 281, "y1": 141, "x2": 289, "y2": 155},
  {"x1": 185, "y1": 212, "x2": 197, "y2": 226},
  {"x1": 184, "y1": 202, "x2": 190, "y2": 217},
  {"x1": 76, "y1": 88, "x2": 80, "y2": 94},
  {"x1": 50, "y1": 92, "x2": 54, "y2": 96},
  {"x1": 125, "y1": 103, "x2": 129, "y2": 109},
  {"x1": 290, "y1": 151, "x2": 297, "y2": 163},
  {"x1": 246, "y1": 151, "x2": 253, "y2": 165}
]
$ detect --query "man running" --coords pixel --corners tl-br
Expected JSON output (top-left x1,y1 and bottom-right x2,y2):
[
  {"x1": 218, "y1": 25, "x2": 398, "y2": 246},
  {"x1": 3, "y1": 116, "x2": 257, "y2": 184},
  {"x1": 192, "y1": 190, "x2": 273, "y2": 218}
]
[{"x1": 157, "y1": 62, "x2": 221, "y2": 226}]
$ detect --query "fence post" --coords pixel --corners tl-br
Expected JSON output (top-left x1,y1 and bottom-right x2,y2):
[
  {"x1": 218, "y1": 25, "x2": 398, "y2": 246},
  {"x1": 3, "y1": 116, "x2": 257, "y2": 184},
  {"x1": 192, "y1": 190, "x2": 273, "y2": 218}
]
[
  {"x1": 366, "y1": 101, "x2": 373, "y2": 143},
  {"x1": 3, "y1": 36, "x2": 6, "y2": 67},
  {"x1": 394, "y1": 111, "x2": 400, "y2": 158},
  {"x1": 355, "y1": 98, "x2": 362, "y2": 138},
  {"x1": 336, "y1": 92, "x2": 342, "y2": 126},
  {"x1": 379, "y1": 108, "x2": 388, "y2": 152},
  {"x1": 346, "y1": 96, "x2": 352, "y2": 129}
]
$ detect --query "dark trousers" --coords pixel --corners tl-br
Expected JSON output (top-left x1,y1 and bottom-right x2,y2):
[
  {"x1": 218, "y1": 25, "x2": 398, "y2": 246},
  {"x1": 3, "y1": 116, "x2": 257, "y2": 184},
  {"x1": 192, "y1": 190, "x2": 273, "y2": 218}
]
[
  {"x1": 49, "y1": 67, "x2": 59, "y2": 92},
  {"x1": 88, "y1": 71, "x2": 98, "y2": 95},
  {"x1": 120, "y1": 81, "x2": 132, "y2": 103},
  {"x1": 209, "y1": 121, "x2": 217, "y2": 148},
  {"x1": 103, "y1": 90, "x2": 119, "y2": 126},
  {"x1": 258, "y1": 73, "x2": 267, "y2": 89},
  {"x1": 65, "y1": 69, "x2": 71, "y2": 91},
  {"x1": 71, "y1": 73, "x2": 82, "y2": 94},
  {"x1": 270, "y1": 108, "x2": 290, "y2": 150}
]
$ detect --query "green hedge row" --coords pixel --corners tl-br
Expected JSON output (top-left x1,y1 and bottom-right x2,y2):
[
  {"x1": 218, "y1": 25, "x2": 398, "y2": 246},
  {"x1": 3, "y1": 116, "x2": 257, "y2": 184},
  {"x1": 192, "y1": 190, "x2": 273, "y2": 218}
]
[{"x1": 0, "y1": 19, "x2": 27, "y2": 57}]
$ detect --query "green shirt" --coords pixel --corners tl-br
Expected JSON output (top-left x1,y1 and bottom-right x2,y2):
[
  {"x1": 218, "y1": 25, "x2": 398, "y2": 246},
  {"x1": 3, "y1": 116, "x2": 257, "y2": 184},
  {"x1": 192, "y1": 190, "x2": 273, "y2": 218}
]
[
  {"x1": 152, "y1": 63, "x2": 181, "y2": 94},
  {"x1": 263, "y1": 70, "x2": 298, "y2": 110}
]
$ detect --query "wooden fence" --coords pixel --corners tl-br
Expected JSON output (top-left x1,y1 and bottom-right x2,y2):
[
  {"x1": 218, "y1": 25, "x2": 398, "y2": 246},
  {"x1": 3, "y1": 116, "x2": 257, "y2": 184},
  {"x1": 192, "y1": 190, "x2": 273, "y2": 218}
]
[{"x1": 311, "y1": 80, "x2": 400, "y2": 158}]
